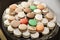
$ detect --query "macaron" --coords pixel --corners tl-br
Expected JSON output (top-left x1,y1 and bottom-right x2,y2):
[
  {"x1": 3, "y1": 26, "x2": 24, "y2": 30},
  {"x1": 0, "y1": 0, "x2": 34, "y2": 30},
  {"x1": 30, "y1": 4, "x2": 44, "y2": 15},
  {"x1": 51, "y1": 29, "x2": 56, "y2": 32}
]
[
  {"x1": 19, "y1": 24, "x2": 27, "y2": 32},
  {"x1": 30, "y1": 5, "x2": 37, "y2": 11},
  {"x1": 20, "y1": 18, "x2": 28, "y2": 24},
  {"x1": 21, "y1": 2, "x2": 29, "y2": 8},
  {"x1": 42, "y1": 27, "x2": 49, "y2": 35},
  {"x1": 31, "y1": 32, "x2": 39, "y2": 39},
  {"x1": 27, "y1": 12, "x2": 35, "y2": 18},
  {"x1": 37, "y1": 4, "x2": 45, "y2": 10},
  {"x1": 7, "y1": 15, "x2": 15, "y2": 21},
  {"x1": 23, "y1": 30, "x2": 30, "y2": 38},
  {"x1": 34, "y1": 9, "x2": 41, "y2": 14},
  {"x1": 5, "y1": 8, "x2": 10, "y2": 14},
  {"x1": 11, "y1": 20, "x2": 20, "y2": 28},
  {"x1": 50, "y1": 16, "x2": 56, "y2": 23},
  {"x1": 23, "y1": 8, "x2": 31, "y2": 13},
  {"x1": 35, "y1": 14, "x2": 43, "y2": 21},
  {"x1": 42, "y1": 8, "x2": 49, "y2": 14},
  {"x1": 13, "y1": 28, "x2": 22, "y2": 37},
  {"x1": 7, "y1": 25, "x2": 14, "y2": 33},
  {"x1": 47, "y1": 22, "x2": 55, "y2": 30},
  {"x1": 45, "y1": 12, "x2": 54, "y2": 20},
  {"x1": 9, "y1": 4, "x2": 17, "y2": 12},
  {"x1": 28, "y1": 25, "x2": 36, "y2": 33},
  {"x1": 29, "y1": 19, "x2": 37, "y2": 26},
  {"x1": 4, "y1": 14, "x2": 10, "y2": 19},
  {"x1": 42, "y1": 18, "x2": 48, "y2": 25},
  {"x1": 18, "y1": 12, "x2": 26, "y2": 18},
  {"x1": 33, "y1": 1, "x2": 40, "y2": 5},
  {"x1": 15, "y1": 7, "x2": 23, "y2": 13},
  {"x1": 4, "y1": 20, "x2": 10, "y2": 26},
  {"x1": 36, "y1": 23, "x2": 44, "y2": 32}
]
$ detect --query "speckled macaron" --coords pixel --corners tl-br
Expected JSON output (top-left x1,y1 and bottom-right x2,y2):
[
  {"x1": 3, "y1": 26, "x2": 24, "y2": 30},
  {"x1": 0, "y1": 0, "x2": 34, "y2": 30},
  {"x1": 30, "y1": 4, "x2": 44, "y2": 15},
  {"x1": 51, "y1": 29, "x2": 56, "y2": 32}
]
[
  {"x1": 42, "y1": 27, "x2": 49, "y2": 35},
  {"x1": 35, "y1": 14, "x2": 43, "y2": 21},
  {"x1": 42, "y1": 18, "x2": 48, "y2": 25},
  {"x1": 47, "y1": 22, "x2": 55, "y2": 30}
]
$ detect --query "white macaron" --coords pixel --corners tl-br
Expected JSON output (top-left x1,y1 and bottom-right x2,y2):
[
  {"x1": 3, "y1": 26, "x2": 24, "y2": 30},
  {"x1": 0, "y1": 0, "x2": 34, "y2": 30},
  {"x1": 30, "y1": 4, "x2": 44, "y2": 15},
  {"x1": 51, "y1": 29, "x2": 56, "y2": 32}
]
[
  {"x1": 35, "y1": 14, "x2": 43, "y2": 21},
  {"x1": 18, "y1": 12, "x2": 26, "y2": 18},
  {"x1": 42, "y1": 27, "x2": 49, "y2": 35}
]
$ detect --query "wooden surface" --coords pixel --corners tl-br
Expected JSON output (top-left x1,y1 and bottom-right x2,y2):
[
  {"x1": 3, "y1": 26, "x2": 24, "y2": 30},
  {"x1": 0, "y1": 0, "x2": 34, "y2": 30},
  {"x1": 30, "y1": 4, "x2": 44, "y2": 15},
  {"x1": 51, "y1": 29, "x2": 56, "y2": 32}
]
[{"x1": 0, "y1": 29, "x2": 7, "y2": 40}]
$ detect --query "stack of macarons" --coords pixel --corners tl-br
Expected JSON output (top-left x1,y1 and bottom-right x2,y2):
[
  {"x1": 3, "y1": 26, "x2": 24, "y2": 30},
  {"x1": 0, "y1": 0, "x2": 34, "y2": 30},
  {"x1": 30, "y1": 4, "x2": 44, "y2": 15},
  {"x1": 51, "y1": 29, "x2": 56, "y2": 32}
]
[{"x1": 3, "y1": 0, "x2": 56, "y2": 39}]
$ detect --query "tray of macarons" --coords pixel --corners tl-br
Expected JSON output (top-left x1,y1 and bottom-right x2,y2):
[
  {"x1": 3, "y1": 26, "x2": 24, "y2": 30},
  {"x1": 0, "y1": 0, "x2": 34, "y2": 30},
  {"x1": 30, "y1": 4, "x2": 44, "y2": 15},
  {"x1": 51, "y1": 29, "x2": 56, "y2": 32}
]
[{"x1": 2, "y1": 0, "x2": 59, "y2": 40}]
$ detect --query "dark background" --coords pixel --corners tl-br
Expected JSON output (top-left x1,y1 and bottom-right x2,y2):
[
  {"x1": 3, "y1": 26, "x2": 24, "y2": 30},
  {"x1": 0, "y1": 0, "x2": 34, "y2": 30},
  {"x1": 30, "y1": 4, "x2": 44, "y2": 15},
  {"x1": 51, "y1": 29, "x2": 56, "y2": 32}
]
[{"x1": 0, "y1": 0, "x2": 60, "y2": 40}]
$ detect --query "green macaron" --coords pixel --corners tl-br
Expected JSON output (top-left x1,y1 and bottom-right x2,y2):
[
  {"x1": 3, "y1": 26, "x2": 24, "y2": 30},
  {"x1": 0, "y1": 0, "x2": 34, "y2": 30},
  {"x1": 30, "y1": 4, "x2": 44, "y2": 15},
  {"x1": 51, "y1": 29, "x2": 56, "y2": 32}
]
[
  {"x1": 30, "y1": 5, "x2": 37, "y2": 11},
  {"x1": 29, "y1": 19, "x2": 37, "y2": 26}
]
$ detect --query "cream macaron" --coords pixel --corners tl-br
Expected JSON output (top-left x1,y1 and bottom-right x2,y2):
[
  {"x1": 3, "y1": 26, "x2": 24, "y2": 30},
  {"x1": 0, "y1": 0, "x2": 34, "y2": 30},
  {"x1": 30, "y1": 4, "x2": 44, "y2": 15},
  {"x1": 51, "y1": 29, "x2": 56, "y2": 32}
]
[
  {"x1": 23, "y1": 30, "x2": 30, "y2": 38},
  {"x1": 13, "y1": 28, "x2": 22, "y2": 37},
  {"x1": 18, "y1": 12, "x2": 26, "y2": 18},
  {"x1": 31, "y1": 32, "x2": 39, "y2": 39},
  {"x1": 7, "y1": 25, "x2": 14, "y2": 33},
  {"x1": 42, "y1": 27, "x2": 49, "y2": 35},
  {"x1": 34, "y1": 9, "x2": 41, "y2": 14},
  {"x1": 35, "y1": 14, "x2": 43, "y2": 21},
  {"x1": 42, "y1": 18, "x2": 48, "y2": 25},
  {"x1": 47, "y1": 22, "x2": 55, "y2": 30}
]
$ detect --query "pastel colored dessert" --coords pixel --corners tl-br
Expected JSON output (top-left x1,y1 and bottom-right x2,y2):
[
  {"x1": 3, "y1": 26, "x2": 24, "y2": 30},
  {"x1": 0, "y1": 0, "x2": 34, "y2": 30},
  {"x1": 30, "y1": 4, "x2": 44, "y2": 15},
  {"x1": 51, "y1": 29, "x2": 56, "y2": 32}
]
[
  {"x1": 35, "y1": 14, "x2": 43, "y2": 21},
  {"x1": 4, "y1": 20, "x2": 10, "y2": 26},
  {"x1": 5, "y1": 8, "x2": 10, "y2": 14},
  {"x1": 18, "y1": 12, "x2": 26, "y2": 18},
  {"x1": 42, "y1": 27, "x2": 49, "y2": 35},
  {"x1": 33, "y1": 1, "x2": 40, "y2": 5},
  {"x1": 47, "y1": 22, "x2": 55, "y2": 30},
  {"x1": 27, "y1": 12, "x2": 35, "y2": 18},
  {"x1": 42, "y1": 8, "x2": 49, "y2": 14},
  {"x1": 28, "y1": 25, "x2": 36, "y2": 33},
  {"x1": 9, "y1": 4, "x2": 17, "y2": 12},
  {"x1": 23, "y1": 30, "x2": 30, "y2": 38},
  {"x1": 34, "y1": 9, "x2": 41, "y2": 14},
  {"x1": 31, "y1": 32, "x2": 39, "y2": 39},
  {"x1": 36, "y1": 23, "x2": 44, "y2": 32},
  {"x1": 20, "y1": 18, "x2": 28, "y2": 24},
  {"x1": 29, "y1": 19, "x2": 37, "y2": 26},
  {"x1": 11, "y1": 20, "x2": 20, "y2": 28},
  {"x1": 23, "y1": 8, "x2": 31, "y2": 13},
  {"x1": 45, "y1": 12, "x2": 54, "y2": 20},
  {"x1": 19, "y1": 24, "x2": 27, "y2": 32},
  {"x1": 42, "y1": 18, "x2": 48, "y2": 25},
  {"x1": 13, "y1": 28, "x2": 22, "y2": 37},
  {"x1": 21, "y1": 2, "x2": 30, "y2": 8},
  {"x1": 37, "y1": 4, "x2": 45, "y2": 10},
  {"x1": 7, "y1": 25, "x2": 14, "y2": 33},
  {"x1": 7, "y1": 15, "x2": 15, "y2": 21}
]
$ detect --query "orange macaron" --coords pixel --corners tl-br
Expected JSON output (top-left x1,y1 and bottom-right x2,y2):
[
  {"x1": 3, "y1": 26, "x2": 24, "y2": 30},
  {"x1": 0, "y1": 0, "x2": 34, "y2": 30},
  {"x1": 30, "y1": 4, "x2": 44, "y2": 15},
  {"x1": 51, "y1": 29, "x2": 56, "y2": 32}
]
[{"x1": 36, "y1": 23, "x2": 44, "y2": 32}]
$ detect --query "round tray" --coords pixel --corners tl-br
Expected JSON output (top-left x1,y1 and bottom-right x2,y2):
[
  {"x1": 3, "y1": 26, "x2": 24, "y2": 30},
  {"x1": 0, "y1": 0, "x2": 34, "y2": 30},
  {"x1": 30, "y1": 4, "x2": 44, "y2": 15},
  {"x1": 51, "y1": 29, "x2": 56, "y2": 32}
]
[{"x1": 2, "y1": 1, "x2": 59, "y2": 40}]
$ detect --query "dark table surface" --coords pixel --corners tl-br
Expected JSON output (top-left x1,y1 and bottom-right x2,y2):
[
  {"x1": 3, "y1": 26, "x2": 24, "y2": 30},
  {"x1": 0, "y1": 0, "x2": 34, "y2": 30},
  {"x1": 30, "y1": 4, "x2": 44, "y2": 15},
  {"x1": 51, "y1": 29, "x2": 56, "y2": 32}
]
[{"x1": 0, "y1": 0, "x2": 60, "y2": 40}]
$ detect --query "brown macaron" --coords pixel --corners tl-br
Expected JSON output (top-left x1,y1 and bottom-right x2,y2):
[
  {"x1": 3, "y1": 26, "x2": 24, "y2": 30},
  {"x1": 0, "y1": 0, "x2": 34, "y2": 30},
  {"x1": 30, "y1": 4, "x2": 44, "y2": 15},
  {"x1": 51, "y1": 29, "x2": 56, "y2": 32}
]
[
  {"x1": 23, "y1": 8, "x2": 31, "y2": 13},
  {"x1": 11, "y1": 20, "x2": 20, "y2": 28},
  {"x1": 45, "y1": 12, "x2": 54, "y2": 20},
  {"x1": 27, "y1": 12, "x2": 35, "y2": 18},
  {"x1": 9, "y1": 4, "x2": 17, "y2": 12}
]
